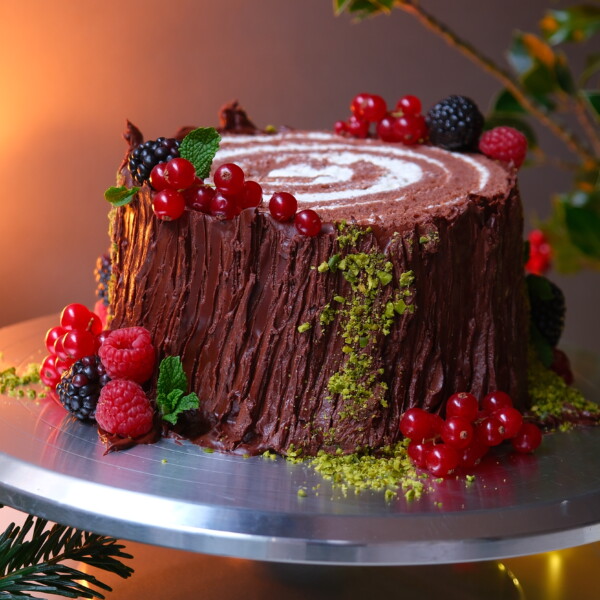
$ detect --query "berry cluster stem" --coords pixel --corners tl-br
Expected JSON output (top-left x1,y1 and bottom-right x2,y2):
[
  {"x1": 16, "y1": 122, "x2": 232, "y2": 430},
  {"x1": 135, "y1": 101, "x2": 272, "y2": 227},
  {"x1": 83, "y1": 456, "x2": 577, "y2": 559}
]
[{"x1": 393, "y1": 0, "x2": 596, "y2": 165}]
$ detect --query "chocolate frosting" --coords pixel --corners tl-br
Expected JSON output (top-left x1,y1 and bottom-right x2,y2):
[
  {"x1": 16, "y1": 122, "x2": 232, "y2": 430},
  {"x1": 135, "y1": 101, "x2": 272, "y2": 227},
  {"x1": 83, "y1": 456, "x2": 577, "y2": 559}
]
[{"x1": 109, "y1": 131, "x2": 528, "y2": 455}]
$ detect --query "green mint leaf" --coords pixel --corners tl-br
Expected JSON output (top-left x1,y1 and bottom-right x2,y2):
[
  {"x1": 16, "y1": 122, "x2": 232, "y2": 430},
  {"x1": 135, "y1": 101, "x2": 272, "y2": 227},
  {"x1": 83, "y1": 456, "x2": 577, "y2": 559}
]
[
  {"x1": 157, "y1": 356, "x2": 187, "y2": 398},
  {"x1": 161, "y1": 392, "x2": 200, "y2": 425},
  {"x1": 104, "y1": 186, "x2": 140, "y2": 207},
  {"x1": 156, "y1": 356, "x2": 201, "y2": 425},
  {"x1": 179, "y1": 127, "x2": 221, "y2": 179}
]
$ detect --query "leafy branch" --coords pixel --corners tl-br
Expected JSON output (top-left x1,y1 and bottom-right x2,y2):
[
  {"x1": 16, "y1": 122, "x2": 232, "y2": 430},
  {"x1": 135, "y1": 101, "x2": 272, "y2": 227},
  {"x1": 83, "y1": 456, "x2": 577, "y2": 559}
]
[
  {"x1": 0, "y1": 506, "x2": 133, "y2": 599},
  {"x1": 334, "y1": 1, "x2": 600, "y2": 273}
]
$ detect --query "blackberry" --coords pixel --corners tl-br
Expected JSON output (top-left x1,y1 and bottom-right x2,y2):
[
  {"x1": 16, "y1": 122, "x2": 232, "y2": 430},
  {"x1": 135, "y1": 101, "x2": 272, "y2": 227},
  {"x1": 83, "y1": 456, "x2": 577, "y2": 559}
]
[
  {"x1": 128, "y1": 137, "x2": 180, "y2": 185},
  {"x1": 527, "y1": 274, "x2": 566, "y2": 347},
  {"x1": 426, "y1": 95, "x2": 484, "y2": 151},
  {"x1": 94, "y1": 253, "x2": 111, "y2": 307},
  {"x1": 56, "y1": 355, "x2": 111, "y2": 421}
]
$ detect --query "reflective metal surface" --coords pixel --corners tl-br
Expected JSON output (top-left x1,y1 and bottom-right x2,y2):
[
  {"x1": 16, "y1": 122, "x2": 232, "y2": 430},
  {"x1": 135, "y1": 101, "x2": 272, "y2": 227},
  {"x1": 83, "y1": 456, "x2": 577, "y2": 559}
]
[{"x1": 1, "y1": 316, "x2": 600, "y2": 565}]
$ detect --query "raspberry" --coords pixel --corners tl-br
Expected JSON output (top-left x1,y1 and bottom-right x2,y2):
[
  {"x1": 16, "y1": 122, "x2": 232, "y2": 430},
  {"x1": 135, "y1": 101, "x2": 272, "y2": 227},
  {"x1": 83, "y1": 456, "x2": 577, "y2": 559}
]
[
  {"x1": 426, "y1": 95, "x2": 484, "y2": 151},
  {"x1": 479, "y1": 126, "x2": 528, "y2": 168},
  {"x1": 95, "y1": 379, "x2": 154, "y2": 438},
  {"x1": 99, "y1": 327, "x2": 156, "y2": 383}
]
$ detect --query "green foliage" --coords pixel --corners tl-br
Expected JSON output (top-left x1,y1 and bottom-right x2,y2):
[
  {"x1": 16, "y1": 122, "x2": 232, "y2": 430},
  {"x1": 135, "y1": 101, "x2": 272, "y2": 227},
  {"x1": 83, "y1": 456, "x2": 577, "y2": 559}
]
[
  {"x1": 156, "y1": 356, "x2": 200, "y2": 425},
  {"x1": 333, "y1": 0, "x2": 395, "y2": 18},
  {"x1": 103, "y1": 186, "x2": 140, "y2": 208},
  {"x1": 179, "y1": 127, "x2": 221, "y2": 179},
  {"x1": 0, "y1": 507, "x2": 133, "y2": 599}
]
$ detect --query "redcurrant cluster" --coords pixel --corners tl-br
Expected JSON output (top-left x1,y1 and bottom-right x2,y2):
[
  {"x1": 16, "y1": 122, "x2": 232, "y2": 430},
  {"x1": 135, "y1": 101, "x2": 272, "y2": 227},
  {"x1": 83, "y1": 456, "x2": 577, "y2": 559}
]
[
  {"x1": 526, "y1": 229, "x2": 552, "y2": 275},
  {"x1": 268, "y1": 192, "x2": 322, "y2": 237},
  {"x1": 40, "y1": 304, "x2": 107, "y2": 390},
  {"x1": 149, "y1": 158, "x2": 263, "y2": 221},
  {"x1": 335, "y1": 93, "x2": 428, "y2": 146},
  {"x1": 400, "y1": 391, "x2": 543, "y2": 477}
]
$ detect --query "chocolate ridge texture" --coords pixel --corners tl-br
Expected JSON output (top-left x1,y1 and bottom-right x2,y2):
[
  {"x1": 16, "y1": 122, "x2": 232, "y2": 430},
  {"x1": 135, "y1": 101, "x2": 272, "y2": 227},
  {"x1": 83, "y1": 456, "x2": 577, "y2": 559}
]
[{"x1": 109, "y1": 128, "x2": 528, "y2": 455}]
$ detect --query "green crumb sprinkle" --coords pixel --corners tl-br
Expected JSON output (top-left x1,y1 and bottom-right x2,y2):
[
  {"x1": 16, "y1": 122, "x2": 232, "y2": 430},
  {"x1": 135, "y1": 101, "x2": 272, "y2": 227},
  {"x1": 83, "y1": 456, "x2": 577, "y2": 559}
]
[
  {"x1": 297, "y1": 322, "x2": 311, "y2": 333},
  {"x1": 203, "y1": 447, "x2": 215, "y2": 453},
  {"x1": 418, "y1": 231, "x2": 440, "y2": 245},
  {"x1": 265, "y1": 124, "x2": 277, "y2": 134},
  {"x1": 161, "y1": 459, "x2": 168, "y2": 464},
  {"x1": 243, "y1": 453, "x2": 251, "y2": 459},
  {"x1": 0, "y1": 363, "x2": 41, "y2": 398},
  {"x1": 317, "y1": 261, "x2": 329, "y2": 273},
  {"x1": 336, "y1": 220, "x2": 372, "y2": 249},
  {"x1": 305, "y1": 442, "x2": 424, "y2": 500},
  {"x1": 527, "y1": 348, "x2": 600, "y2": 428},
  {"x1": 262, "y1": 450, "x2": 277, "y2": 461},
  {"x1": 435, "y1": 501, "x2": 443, "y2": 508},
  {"x1": 297, "y1": 488, "x2": 307, "y2": 498}
]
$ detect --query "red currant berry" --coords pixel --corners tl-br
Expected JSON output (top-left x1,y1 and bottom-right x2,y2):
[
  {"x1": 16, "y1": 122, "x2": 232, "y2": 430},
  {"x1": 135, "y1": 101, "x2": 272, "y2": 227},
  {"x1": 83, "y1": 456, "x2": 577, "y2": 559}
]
[
  {"x1": 55, "y1": 356, "x2": 76, "y2": 376},
  {"x1": 87, "y1": 313, "x2": 103, "y2": 336},
  {"x1": 60, "y1": 303, "x2": 93, "y2": 331},
  {"x1": 425, "y1": 444, "x2": 459, "y2": 477},
  {"x1": 441, "y1": 416, "x2": 474, "y2": 449},
  {"x1": 210, "y1": 191, "x2": 241, "y2": 220},
  {"x1": 165, "y1": 157, "x2": 196, "y2": 190},
  {"x1": 149, "y1": 162, "x2": 170, "y2": 191},
  {"x1": 392, "y1": 115, "x2": 427, "y2": 145},
  {"x1": 407, "y1": 441, "x2": 435, "y2": 469},
  {"x1": 446, "y1": 392, "x2": 479, "y2": 422},
  {"x1": 97, "y1": 330, "x2": 112, "y2": 346},
  {"x1": 475, "y1": 417, "x2": 505, "y2": 447},
  {"x1": 346, "y1": 115, "x2": 369, "y2": 139},
  {"x1": 53, "y1": 334, "x2": 69, "y2": 360},
  {"x1": 396, "y1": 95, "x2": 422, "y2": 116},
  {"x1": 214, "y1": 163, "x2": 245, "y2": 197},
  {"x1": 334, "y1": 120, "x2": 348, "y2": 136},
  {"x1": 294, "y1": 209, "x2": 322, "y2": 237},
  {"x1": 269, "y1": 192, "x2": 297, "y2": 222},
  {"x1": 62, "y1": 329, "x2": 99, "y2": 360},
  {"x1": 45, "y1": 326, "x2": 66, "y2": 355},
  {"x1": 400, "y1": 407, "x2": 440, "y2": 441},
  {"x1": 363, "y1": 94, "x2": 388, "y2": 122},
  {"x1": 512, "y1": 423, "x2": 542, "y2": 454},
  {"x1": 376, "y1": 115, "x2": 399, "y2": 142},
  {"x1": 481, "y1": 391, "x2": 513, "y2": 413},
  {"x1": 152, "y1": 189, "x2": 186, "y2": 221},
  {"x1": 239, "y1": 180, "x2": 263, "y2": 209},
  {"x1": 183, "y1": 184, "x2": 215, "y2": 213},
  {"x1": 529, "y1": 229, "x2": 547, "y2": 247},
  {"x1": 458, "y1": 440, "x2": 489, "y2": 469},
  {"x1": 40, "y1": 355, "x2": 61, "y2": 388},
  {"x1": 493, "y1": 406, "x2": 523, "y2": 439},
  {"x1": 350, "y1": 93, "x2": 370, "y2": 116}
]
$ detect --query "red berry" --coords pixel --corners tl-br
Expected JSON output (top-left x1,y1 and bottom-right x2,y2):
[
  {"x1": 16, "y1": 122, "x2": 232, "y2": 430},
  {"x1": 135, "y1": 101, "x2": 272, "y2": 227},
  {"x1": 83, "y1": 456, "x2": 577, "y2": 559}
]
[
  {"x1": 214, "y1": 163, "x2": 245, "y2": 197},
  {"x1": 475, "y1": 417, "x2": 505, "y2": 447},
  {"x1": 97, "y1": 330, "x2": 111, "y2": 346},
  {"x1": 54, "y1": 356, "x2": 75, "y2": 376},
  {"x1": 183, "y1": 184, "x2": 215, "y2": 213},
  {"x1": 62, "y1": 329, "x2": 99, "y2": 360},
  {"x1": 396, "y1": 95, "x2": 422, "y2": 116},
  {"x1": 481, "y1": 391, "x2": 513, "y2": 413},
  {"x1": 350, "y1": 93, "x2": 370, "y2": 116},
  {"x1": 60, "y1": 303, "x2": 94, "y2": 331},
  {"x1": 425, "y1": 444, "x2": 459, "y2": 477},
  {"x1": 512, "y1": 422, "x2": 543, "y2": 454},
  {"x1": 529, "y1": 229, "x2": 548, "y2": 247},
  {"x1": 458, "y1": 440, "x2": 489, "y2": 469},
  {"x1": 210, "y1": 191, "x2": 241, "y2": 220},
  {"x1": 98, "y1": 327, "x2": 156, "y2": 384},
  {"x1": 87, "y1": 312, "x2": 103, "y2": 336},
  {"x1": 53, "y1": 334, "x2": 69, "y2": 360},
  {"x1": 238, "y1": 180, "x2": 263, "y2": 209},
  {"x1": 399, "y1": 407, "x2": 441, "y2": 441},
  {"x1": 392, "y1": 114, "x2": 427, "y2": 145},
  {"x1": 550, "y1": 348, "x2": 574, "y2": 385},
  {"x1": 334, "y1": 120, "x2": 347, "y2": 136},
  {"x1": 152, "y1": 189, "x2": 186, "y2": 221},
  {"x1": 95, "y1": 379, "x2": 154, "y2": 438},
  {"x1": 493, "y1": 406, "x2": 523, "y2": 439},
  {"x1": 40, "y1": 355, "x2": 61, "y2": 388},
  {"x1": 407, "y1": 441, "x2": 435, "y2": 469},
  {"x1": 479, "y1": 126, "x2": 528, "y2": 169},
  {"x1": 441, "y1": 416, "x2": 474, "y2": 449},
  {"x1": 346, "y1": 115, "x2": 369, "y2": 139},
  {"x1": 526, "y1": 229, "x2": 552, "y2": 275},
  {"x1": 376, "y1": 115, "x2": 399, "y2": 142},
  {"x1": 149, "y1": 162, "x2": 170, "y2": 191},
  {"x1": 164, "y1": 157, "x2": 196, "y2": 190},
  {"x1": 446, "y1": 392, "x2": 479, "y2": 422},
  {"x1": 294, "y1": 209, "x2": 322, "y2": 237},
  {"x1": 363, "y1": 94, "x2": 388, "y2": 122},
  {"x1": 269, "y1": 192, "x2": 297, "y2": 222},
  {"x1": 45, "y1": 326, "x2": 66, "y2": 355}
]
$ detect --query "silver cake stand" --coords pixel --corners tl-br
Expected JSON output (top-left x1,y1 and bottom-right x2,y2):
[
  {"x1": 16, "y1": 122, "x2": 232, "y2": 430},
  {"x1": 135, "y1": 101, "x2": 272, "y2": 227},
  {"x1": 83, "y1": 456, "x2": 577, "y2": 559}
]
[{"x1": 1, "y1": 316, "x2": 599, "y2": 566}]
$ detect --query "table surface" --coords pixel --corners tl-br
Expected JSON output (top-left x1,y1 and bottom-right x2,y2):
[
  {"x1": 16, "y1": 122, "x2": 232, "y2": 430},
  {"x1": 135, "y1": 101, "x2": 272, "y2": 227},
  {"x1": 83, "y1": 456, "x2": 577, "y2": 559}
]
[{"x1": 1, "y1": 316, "x2": 600, "y2": 566}]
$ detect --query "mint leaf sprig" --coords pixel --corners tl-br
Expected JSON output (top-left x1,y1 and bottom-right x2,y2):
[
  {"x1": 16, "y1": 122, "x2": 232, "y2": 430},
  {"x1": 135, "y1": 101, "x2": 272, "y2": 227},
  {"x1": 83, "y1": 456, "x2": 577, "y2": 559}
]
[
  {"x1": 104, "y1": 186, "x2": 140, "y2": 207},
  {"x1": 179, "y1": 127, "x2": 221, "y2": 179},
  {"x1": 156, "y1": 356, "x2": 200, "y2": 425}
]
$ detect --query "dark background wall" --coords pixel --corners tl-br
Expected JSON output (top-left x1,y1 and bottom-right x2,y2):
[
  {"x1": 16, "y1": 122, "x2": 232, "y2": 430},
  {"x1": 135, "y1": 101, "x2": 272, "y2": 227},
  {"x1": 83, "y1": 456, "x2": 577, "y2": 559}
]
[{"x1": 0, "y1": 0, "x2": 597, "y2": 352}]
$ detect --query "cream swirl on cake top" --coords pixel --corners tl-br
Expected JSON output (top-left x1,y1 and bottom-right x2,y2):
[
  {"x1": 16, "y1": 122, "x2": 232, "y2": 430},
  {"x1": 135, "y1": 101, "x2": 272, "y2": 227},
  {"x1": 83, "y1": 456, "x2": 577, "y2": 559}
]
[{"x1": 213, "y1": 131, "x2": 511, "y2": 225}]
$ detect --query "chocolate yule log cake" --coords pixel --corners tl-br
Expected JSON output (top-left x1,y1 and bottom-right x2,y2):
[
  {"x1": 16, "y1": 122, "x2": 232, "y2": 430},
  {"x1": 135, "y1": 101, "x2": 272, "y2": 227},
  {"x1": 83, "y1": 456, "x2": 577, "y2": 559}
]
[{"x1": 107, "y1": 106, "x2": 528, "y2": 456}]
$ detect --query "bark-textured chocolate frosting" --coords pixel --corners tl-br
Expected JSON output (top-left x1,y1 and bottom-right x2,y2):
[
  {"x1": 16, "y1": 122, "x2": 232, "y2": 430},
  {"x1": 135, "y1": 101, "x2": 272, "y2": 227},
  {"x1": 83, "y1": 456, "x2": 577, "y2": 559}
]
[{"x1": 109, "y1": 129, "x2": 528, "y2": 455}]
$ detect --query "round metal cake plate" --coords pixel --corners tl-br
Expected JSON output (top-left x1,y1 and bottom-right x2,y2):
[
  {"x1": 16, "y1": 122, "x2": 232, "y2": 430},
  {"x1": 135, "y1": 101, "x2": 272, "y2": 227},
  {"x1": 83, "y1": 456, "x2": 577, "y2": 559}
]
[{"x1": 1, "y1": 316, "x2": 600, "y2": 566}]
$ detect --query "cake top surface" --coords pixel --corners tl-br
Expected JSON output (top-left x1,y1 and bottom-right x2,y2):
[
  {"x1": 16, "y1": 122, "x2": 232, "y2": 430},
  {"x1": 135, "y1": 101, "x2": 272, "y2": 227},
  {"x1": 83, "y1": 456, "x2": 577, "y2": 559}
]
[{"x1": 212, "y1": 130, "x2": 515, "y2": 227}]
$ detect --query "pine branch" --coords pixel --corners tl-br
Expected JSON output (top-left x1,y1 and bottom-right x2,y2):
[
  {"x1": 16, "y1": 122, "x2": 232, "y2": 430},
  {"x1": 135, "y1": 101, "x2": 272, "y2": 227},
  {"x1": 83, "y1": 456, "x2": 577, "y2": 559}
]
[{"x1": 0, "y1": 509, "x2": 133, "y2": 599}]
